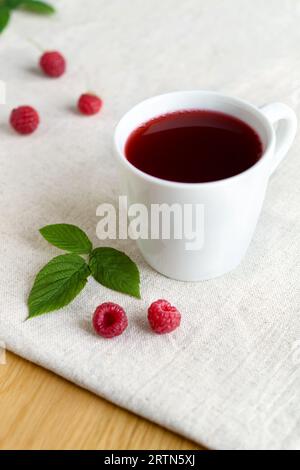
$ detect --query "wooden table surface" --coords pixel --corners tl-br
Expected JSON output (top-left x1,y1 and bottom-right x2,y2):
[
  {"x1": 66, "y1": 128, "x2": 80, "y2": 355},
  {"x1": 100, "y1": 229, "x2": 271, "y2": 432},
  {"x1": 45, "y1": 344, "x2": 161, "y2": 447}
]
[{"x1": 0, "y1": 352, "x2": 201, "y2": 450}]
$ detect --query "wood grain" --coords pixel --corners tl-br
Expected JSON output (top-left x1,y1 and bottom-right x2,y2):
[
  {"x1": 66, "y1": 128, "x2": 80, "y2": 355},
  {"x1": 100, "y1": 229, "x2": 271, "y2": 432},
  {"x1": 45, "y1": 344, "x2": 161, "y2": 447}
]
[{"x1": 0, "y1": 352, "x2": 201, "y2": 450}]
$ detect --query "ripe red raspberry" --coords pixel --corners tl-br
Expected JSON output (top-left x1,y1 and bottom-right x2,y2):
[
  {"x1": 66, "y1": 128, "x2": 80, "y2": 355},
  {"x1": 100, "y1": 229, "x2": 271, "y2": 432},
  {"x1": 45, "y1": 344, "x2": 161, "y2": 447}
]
[
  {"x1": 148, "y1": 299, "x2": 181, "y2": 334},
  {"x1": 78, "y1": 93, "x2": 102, "y2": 115},
  {"x1": 39, "y1": 51, "x2": 66, "y2": 78},
  {"x1": 92, "y1": 302, "x2": 128, "y2": 338},
  {"x1": 10, "y1": 106, "x2": 40, "y2": 135}
]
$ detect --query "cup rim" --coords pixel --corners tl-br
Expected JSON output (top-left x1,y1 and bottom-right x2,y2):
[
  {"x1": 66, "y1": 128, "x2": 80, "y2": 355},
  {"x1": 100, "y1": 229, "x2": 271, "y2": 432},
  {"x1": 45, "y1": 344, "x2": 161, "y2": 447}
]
[{"x1": 114, "y1": 90, "x2": 274, "y2": 188}]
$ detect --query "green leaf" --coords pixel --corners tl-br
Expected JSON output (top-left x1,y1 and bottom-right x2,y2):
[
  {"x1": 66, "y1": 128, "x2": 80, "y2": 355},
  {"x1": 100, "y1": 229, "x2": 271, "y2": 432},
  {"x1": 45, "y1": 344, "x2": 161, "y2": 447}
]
[
  {"x1": 40, "y1": 224, "x2": 93, "y2": 254},
  {"x1": 5, "y1": 0, "x2": 24, "y2": 9},
  {"x1": 19, "y1": 0, "x2": 55, "y2": 14},
  {"x1": 0, "y1": 6, "x2": 10, "y2": 32},
  {"x1": 89, "y1": 247, "x2": 141, "y2": 299},
  {"x1": 28, "y1": 254, "x2": 90, "y2": 318}
]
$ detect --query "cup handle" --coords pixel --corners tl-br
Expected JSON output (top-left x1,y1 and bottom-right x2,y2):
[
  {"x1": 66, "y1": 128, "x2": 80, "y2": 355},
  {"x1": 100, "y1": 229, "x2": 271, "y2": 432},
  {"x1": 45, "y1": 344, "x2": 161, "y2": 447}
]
[{"x1": 260, "y1": 103, "x2": 297, "y2": 175}]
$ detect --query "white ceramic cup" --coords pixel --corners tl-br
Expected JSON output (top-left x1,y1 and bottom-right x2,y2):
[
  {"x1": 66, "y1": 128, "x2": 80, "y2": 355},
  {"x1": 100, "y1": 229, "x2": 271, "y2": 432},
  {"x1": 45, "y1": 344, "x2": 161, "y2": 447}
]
[{"x1": 114, "y1": 91, "x2": 297, "y2": 281}]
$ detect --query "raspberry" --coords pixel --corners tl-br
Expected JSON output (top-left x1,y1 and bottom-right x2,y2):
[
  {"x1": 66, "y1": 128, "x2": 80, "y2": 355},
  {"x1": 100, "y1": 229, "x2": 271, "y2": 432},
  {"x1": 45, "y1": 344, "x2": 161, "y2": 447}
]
[
  {"x1": 78, "y1": 93, "x2": 102, "y2": 115},
  {"x1": 92, "y1": 302, "x2": 128, "y2": 338},
  {"x1": 10, "y1": 106, "x2": 40, "y2": 135},
  {"x1": 148, "y1": 299, "x2": 181, "y2": 334},
  {"x1": 39, "y1": 51, "x2": 66, "y2": 78}
]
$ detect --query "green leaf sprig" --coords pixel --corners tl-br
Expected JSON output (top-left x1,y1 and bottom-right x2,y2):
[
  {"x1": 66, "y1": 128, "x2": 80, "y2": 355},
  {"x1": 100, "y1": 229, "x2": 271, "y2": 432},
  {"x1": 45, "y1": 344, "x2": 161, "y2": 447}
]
[
  {"x1": 0, "y1": 5, "x2": 10, "y2": 32},
  {"x1": 28, "y1": 224, "x2": 141, "y2": 319},
  {"x1": 0, "y1": 0, "x2": 55, "y2": 33}
]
